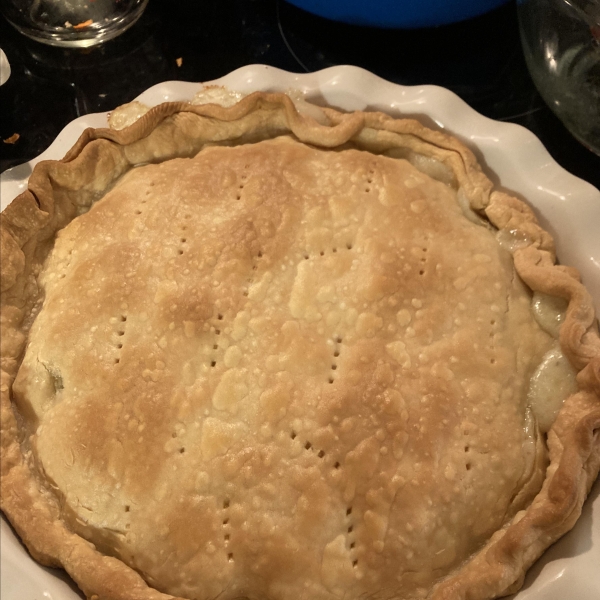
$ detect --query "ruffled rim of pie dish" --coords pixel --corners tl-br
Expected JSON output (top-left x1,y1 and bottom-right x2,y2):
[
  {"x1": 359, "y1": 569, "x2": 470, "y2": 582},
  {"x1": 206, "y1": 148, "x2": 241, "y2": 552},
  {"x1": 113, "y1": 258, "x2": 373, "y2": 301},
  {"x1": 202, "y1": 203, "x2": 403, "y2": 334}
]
[{"x1": 1, "y1": 92, "x2": 599, "y2": 600}]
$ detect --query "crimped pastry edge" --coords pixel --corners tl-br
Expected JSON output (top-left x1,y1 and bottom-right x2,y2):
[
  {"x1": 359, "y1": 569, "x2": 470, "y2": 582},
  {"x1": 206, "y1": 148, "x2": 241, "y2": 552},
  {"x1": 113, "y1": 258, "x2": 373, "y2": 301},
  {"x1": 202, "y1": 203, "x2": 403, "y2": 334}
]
[{"x1": 1, "y1": 92, "x2": 599, "y2": 600}]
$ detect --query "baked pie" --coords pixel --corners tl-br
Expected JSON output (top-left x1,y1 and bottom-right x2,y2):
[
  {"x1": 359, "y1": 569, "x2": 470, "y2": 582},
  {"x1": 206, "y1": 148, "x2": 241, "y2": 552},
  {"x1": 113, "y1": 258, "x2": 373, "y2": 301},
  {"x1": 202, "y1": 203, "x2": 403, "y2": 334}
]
[{"x1": 1, "y1": 92, "x2": 599, "y2": 600}]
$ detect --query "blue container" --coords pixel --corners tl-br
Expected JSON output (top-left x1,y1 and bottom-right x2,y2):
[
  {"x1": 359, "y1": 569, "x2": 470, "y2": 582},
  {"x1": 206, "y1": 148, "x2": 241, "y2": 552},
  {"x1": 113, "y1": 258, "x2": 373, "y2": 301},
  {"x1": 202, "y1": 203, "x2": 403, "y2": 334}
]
[{"x1": 285, "y1": 0, "x2": 511, "y2": 28}]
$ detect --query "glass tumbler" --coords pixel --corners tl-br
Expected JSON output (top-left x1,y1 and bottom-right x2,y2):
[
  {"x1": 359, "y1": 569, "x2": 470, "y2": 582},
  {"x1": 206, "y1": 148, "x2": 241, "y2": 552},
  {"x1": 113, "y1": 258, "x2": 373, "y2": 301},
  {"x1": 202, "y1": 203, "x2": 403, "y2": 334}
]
[
  {"x1": 1, "y1": 0, "x2": 149, "y2": 48},
  {"x1": 518, "y1": 0, "x2": 600, "y2": 155}
]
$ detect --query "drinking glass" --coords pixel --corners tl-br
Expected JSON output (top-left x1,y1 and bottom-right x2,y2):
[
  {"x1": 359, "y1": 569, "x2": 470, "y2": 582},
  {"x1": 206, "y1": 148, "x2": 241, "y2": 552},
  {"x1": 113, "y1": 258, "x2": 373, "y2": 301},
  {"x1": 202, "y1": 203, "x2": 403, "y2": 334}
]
[
  {"x1": 518, "y1": 0, "x2": 600, "y2": 155},
  {"x1": 1, "y1": 0, "x2": 149, "y2": 48}
]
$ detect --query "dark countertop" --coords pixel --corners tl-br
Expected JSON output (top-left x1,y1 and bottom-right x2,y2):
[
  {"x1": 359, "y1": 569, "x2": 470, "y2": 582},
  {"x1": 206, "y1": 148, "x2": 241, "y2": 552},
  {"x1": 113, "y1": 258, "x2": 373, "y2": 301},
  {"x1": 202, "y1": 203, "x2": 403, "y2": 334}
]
[{"x1": 1, "y1": 0, "x2": 599, "y2": 189}]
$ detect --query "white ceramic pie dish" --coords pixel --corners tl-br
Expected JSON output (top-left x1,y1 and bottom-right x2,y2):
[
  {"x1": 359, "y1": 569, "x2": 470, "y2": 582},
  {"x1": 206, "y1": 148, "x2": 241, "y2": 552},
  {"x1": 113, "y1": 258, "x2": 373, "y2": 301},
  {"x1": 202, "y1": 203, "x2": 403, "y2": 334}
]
[{"x1": 1, "y1": 64, "x2": 599, "y2": 600}]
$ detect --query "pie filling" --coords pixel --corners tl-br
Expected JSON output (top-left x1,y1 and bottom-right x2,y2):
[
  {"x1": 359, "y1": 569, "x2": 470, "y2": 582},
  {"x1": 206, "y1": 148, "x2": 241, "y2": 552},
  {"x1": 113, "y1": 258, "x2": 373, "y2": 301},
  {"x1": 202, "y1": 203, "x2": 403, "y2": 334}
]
[{"x1": 13, "y1": 135, "x2": 558, "y2": 598}]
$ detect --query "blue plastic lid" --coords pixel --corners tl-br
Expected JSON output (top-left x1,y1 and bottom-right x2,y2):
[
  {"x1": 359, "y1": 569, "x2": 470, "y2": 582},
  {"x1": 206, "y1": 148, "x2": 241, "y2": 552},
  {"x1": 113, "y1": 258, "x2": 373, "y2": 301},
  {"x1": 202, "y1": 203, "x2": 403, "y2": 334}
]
[{"x1": 285, "y1": 0, "x2": 511, "y2": 28}]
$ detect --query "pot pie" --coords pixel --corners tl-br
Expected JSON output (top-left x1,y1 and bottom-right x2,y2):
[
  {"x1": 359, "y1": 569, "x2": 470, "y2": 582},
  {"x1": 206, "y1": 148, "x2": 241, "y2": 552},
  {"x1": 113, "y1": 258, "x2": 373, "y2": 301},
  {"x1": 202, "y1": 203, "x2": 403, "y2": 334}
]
[{"x1": 1, "y1": 92, "x2": 599, "y2": 600}]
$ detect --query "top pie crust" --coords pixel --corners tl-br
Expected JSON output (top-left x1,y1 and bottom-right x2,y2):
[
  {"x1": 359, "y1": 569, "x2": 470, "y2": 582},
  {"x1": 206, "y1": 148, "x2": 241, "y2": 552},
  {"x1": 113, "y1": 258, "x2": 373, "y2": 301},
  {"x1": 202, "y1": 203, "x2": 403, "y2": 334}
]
[{"x1": 1, "y1": 92, "x2": 599, "y2": 600}]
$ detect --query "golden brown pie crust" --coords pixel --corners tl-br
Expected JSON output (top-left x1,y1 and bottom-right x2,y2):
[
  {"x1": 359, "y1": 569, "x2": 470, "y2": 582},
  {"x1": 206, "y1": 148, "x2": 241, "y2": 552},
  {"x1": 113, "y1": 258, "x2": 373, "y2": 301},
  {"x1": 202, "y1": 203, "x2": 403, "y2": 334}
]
[{"x1": 1, "y1": 92, "x2": 599, "y2": 600}]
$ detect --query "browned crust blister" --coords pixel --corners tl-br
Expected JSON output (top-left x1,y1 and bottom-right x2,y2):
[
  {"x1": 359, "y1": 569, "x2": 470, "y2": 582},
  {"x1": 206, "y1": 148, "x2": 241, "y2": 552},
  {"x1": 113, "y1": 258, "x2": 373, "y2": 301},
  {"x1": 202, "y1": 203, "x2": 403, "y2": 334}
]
[{"x1": 1, "y1": 92, "x2": 599, "y2": 600}]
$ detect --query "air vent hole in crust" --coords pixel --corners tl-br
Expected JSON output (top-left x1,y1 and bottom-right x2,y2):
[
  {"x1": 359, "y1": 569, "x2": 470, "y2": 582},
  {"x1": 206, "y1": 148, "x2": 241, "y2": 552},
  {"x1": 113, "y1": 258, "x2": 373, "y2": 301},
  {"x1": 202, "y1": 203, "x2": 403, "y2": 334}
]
[
  {"x1": 301, "y1": 242, "x2": 353, "y2": 261},
  {"x1": 489, "y1": 315, "x2": 498, "y2": 366},
  {"x1": 177, "y1": 219, "x2": 189, "y2": 256},
  {"x1": 291, "y1": 432, "x2": 331, "y2": 465},
  {"x1": 365, "y1": 166, "x2": 375, "y2": 193},
  {"x1": 112, "y1": 313, "x2": 128, "y2": 365},
  {"x1": 418, "y1": 241, "x2": 429, "y2": 277},
  {"x1": 328, "y1": 336, "x2": 343, "y2": 383},
  {"x1": 346, "y1": 504, "x2": 358, "y2": 568},
  {"x1": 222, "y1": 498, "x2": 232, "y2": 562}
]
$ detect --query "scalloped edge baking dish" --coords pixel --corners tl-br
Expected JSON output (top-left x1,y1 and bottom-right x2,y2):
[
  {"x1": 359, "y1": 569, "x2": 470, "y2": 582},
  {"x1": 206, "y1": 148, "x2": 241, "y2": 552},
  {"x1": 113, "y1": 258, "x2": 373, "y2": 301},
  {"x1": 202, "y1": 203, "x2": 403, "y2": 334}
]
[{"x1": 1, "y1": 64, "x2": 598, "y2": 600}]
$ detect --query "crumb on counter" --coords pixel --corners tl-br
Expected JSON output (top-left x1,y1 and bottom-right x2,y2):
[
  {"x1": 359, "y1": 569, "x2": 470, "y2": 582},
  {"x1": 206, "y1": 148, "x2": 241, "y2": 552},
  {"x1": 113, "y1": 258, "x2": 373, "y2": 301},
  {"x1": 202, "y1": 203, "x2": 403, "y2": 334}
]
[{"x1": 3, "y1": 133, "x2": 20, "y2": 144}]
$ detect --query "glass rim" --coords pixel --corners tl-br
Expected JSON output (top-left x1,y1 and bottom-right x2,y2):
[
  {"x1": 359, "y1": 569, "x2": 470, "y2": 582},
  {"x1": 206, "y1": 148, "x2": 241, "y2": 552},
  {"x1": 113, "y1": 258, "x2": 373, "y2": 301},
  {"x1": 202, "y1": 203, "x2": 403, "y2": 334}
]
[{"x1": 562, "y1": 0, "x2": 600, "y2": 27}]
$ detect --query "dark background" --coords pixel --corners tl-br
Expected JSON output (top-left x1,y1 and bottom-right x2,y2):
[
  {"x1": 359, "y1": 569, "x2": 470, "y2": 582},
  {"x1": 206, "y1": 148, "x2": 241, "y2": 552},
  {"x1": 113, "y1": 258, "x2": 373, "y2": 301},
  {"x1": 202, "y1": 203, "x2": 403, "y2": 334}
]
[{"x1": 1, "y1": 0, "x2": 599, "y2": 188}]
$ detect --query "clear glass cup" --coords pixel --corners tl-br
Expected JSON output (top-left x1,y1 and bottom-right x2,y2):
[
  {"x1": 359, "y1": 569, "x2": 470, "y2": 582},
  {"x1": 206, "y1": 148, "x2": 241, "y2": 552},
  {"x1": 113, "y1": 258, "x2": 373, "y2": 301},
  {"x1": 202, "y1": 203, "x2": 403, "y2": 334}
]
[
  {"x1": 518, "y1": 0, "x2": 600, "y2": 155},
  {"x1": 1, "y1": 0, "x2": 149, "y2": 48}
]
